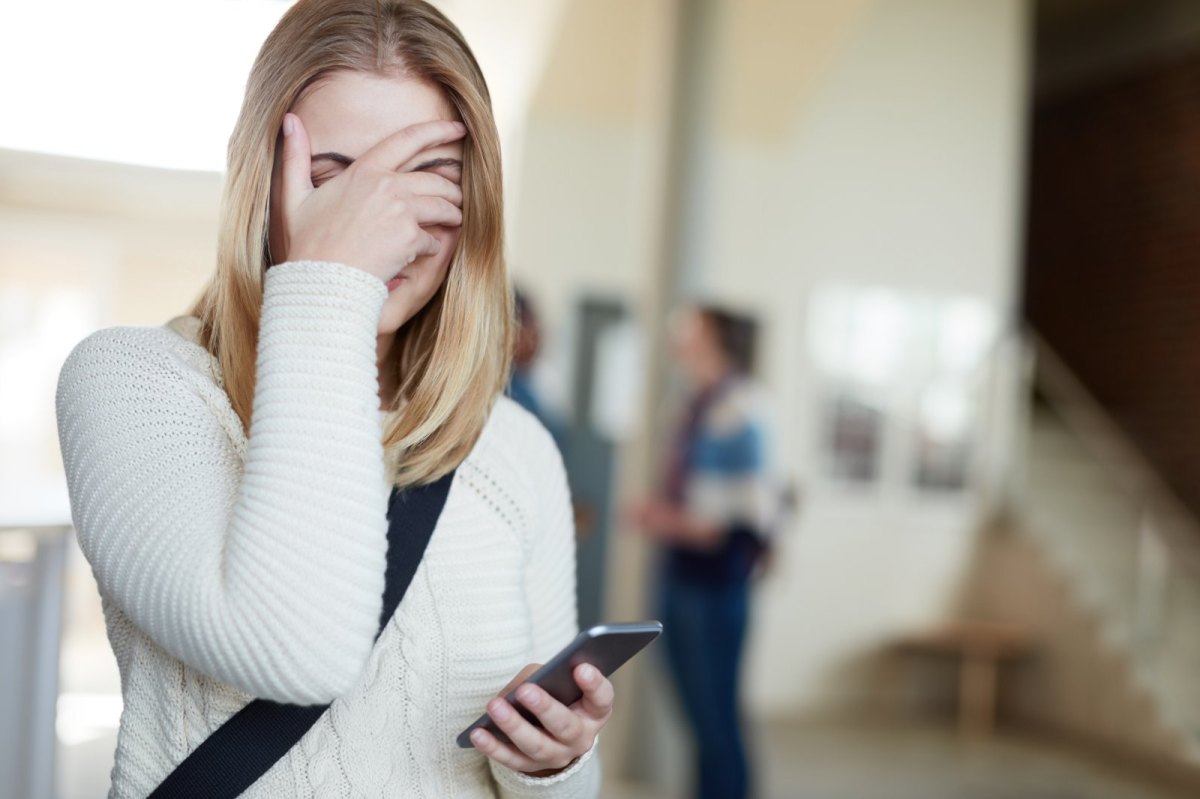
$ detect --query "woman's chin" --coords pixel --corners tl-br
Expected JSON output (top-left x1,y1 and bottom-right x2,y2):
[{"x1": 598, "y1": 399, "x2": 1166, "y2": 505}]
[
  {"x1": 378, "y1": 299, "x2": 419, "y2": 336},
  {"x1": 378, "y1": 318, "x2": 406, "y2": 337}
]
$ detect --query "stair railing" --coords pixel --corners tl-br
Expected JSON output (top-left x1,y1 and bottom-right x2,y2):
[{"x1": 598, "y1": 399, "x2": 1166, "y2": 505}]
[{"x1": 1023, "y1": 329, "x2": 1200, "y2": 751}]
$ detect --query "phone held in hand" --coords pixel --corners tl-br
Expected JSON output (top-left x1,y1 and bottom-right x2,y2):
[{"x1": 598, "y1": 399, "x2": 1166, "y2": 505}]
[{"x1": 455, "y1": 621, "x2": 664, "y2": 748}]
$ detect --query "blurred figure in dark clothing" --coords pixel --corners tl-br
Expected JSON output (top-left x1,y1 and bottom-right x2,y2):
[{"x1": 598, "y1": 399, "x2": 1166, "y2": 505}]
[
  {"x1": 506, "y1": 287, "x2": 600, "y2": 540},
  {"x1": 506, "y1": 287, "x2": 565, "y2": 449},
  {"x1": 630, "y1": 305, "x2": 778, "y2": 799}
]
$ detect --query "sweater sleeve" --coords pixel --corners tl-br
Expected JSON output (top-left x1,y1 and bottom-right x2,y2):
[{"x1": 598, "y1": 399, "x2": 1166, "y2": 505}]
[
  {"x1": 55, "y1": 260, "x2": 391, "y2": 705},
  {"x1": 489, "y1": 415, "x2": 602, "y2": 798}
]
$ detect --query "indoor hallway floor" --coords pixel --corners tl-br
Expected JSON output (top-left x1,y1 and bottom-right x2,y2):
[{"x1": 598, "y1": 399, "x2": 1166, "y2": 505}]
[{"x1": 602, "y1": 719, "x2": 1196, "y2": 799}]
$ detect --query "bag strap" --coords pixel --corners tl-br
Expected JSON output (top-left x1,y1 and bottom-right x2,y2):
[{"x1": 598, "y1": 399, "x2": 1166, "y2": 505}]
[{"x1": 149, "y1": 470, "x2": 456, "y2": 798}]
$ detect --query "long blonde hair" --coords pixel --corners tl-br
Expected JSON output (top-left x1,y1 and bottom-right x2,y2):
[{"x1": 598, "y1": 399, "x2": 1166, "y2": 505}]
[{"x1": 192, "y1": 0, "x2": 512, "y2": 487}]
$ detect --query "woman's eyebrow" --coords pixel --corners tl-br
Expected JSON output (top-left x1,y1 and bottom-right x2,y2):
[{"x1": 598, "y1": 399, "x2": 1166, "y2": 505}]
[
  {"x1": 311, "y1": 152, "x2": 355, "y2": 166},
  {"x1": 413, "y1": 157, "x2": 463, "y2": 171}
]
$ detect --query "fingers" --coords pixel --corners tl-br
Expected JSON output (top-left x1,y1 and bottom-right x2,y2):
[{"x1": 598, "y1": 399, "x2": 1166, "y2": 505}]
[
  {"x1": 401, "y1": 171, "x2": 464, "y2": 208},
  {"x1": 407, "y1": 195, "x2": 463, "y2": 229},
  {"x1": 471, "y1": 663, "x2": 610, "y2": 774},
  {"x1": 361, "y1": 119, "x2": 467, "y2": 173},
  {"x1": 396, "y1": 196, "x2": 456, "y2": 268},
  {"x1": 515, "y1": 683, "x2": 586, "y2": 744},
  {"x1": 574, "y1": 664, "x2": 614, "y2": 721},
  {"x1": 469, "y1": 727, "x2": 543, "y2": 774},
  {"x1": 411, "y1": 229, "x2": 441, "y2": 263},
  {"x1": 481, "y1": 696, "x2": 574, "y2": 770},
  {"x1": 279, "y1": 113, "x2": 313, "y2": 219}
]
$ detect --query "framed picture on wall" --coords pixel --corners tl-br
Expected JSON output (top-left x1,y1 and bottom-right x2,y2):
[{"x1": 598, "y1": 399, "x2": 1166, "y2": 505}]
[{"x1": 808, "y1": 284, "x2": 995, "y2": 496}]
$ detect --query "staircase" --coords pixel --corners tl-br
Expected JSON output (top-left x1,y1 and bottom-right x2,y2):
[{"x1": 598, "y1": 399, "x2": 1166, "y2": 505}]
[{"x1": 967, "y1": 336, "x2": 1200, "y2": 776}]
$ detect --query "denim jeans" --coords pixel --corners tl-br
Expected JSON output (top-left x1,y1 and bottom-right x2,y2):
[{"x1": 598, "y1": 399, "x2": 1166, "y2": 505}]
[{"x1": 660, "y1": 567, "x2": 752, "y2": 799}]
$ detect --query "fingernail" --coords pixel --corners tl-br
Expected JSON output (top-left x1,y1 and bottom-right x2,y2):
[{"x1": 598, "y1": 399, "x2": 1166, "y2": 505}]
[
  {"x1": 282, "y1": 114, "x2": 294, "y2": 136},
  {"x1": 518, "y1": 685, "x2": 540, "y2": 706},
  {"x1": 471, "y1": 729, "x2": 487, "y2": 745},
  {"x1": 581, "y1": 665, "x2": 598, "y2": 682},
  {"x1": 490, "y1": 700, "x2": 511, "y2": 721}
]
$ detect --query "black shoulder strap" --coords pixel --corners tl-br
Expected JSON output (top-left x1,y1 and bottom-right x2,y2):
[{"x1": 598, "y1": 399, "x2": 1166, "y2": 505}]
[{"x1": 149, "y1": 470, "x2": 456, "y2": 799}]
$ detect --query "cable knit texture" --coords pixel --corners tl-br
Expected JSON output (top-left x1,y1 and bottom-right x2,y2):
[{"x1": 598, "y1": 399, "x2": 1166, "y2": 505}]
[{"x1": 55, "y1": 260, "x2": 601, "y2": 798}]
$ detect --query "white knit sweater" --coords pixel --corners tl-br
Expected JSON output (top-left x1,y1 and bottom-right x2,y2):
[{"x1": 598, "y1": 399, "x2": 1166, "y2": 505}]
[{"x1": 55, "y1": 260, "x2": 601, "y2": 798}]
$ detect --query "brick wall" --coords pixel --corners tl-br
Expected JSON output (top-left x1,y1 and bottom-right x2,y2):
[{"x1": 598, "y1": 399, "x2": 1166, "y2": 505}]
[{"x1": 1024, "y1": 48, "x2": 1200, "y2": 512}]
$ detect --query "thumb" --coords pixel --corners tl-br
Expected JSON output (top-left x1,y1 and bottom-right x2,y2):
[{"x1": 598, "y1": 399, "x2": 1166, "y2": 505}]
[{"x1": 279, "y1": 113, "x2": 312, "y2": 219}]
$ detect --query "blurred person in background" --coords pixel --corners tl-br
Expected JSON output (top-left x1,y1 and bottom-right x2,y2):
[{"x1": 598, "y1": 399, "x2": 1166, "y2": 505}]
[
  {"x1": 506, "y1": 287, "x2": 597, "y2": 541},
  {"x1": 52, "y1": 1, "x2": 613, "y2": 796},
  {"x1": 630, "y1": 305, "x2": 777, "y2": 799},
  {"x1": 507, "y1": 286, "x2": 566, "y2": 450}
]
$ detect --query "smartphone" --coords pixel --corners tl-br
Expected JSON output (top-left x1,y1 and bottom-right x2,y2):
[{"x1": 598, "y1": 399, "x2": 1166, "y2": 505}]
[{"x1": 455, "y1": 620, "x2": 663, "y2": 748}]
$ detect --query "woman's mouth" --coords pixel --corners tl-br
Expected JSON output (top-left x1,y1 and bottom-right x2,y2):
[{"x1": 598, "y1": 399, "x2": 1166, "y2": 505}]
[{"x1": 386, "y1": 274, "x2": 406, "y2": 292}]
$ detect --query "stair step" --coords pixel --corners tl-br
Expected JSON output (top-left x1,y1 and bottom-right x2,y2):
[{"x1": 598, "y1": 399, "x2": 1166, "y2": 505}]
[{"x1": 1017, "y1": 410, "x2": 1200, "y2": 755}]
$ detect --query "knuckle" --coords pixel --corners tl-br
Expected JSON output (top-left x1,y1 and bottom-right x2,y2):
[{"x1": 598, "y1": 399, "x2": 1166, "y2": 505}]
[
  {"x1": 396, "y1": 220, "x2": 419, "y2": 242},
  {"x1": 387, "y1": 128, "x2": 416, "y2": 153},
  {"x1": 377, "y1": 174, "x2": 400, "y2": 194},
  {"x1": 526, "y1": 737, "x2": 549, "y2": 759},
  {"x1": 558, "y1": 718, "x2": 582, "y2": 741},
  {"x1": 373, "y1": 172, "x2": 400, "y2": 199}
]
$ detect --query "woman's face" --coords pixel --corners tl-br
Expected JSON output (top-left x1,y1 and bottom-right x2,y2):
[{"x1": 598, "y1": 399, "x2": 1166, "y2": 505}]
[
  {"x1": 269, "y1": 71, "x2": 465, "y2": 335},
  {"x1": 670, "y1": 309, "x2": 716, "y2": 384}
]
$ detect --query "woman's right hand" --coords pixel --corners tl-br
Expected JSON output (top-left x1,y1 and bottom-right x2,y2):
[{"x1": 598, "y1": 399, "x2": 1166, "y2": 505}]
[{"x1": 276, "y1": 112, "x2": 466, "y2": 282}]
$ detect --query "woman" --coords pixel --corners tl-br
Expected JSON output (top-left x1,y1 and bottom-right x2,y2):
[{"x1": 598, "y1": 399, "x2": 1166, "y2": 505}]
[
  {"x1": 55, "y1": 1, "x2": 608, "y2": 796},
  {"x1": 631, "y1": 306, "x2": 776, "y2": 799}
]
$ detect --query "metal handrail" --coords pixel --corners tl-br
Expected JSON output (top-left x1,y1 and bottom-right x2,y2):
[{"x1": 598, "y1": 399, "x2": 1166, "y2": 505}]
[{"x1": 1027, "y1": 330, "x2": 1200, "y2": 576}]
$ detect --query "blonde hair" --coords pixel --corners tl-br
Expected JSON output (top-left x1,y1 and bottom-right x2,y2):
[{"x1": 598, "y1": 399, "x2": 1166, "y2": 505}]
[{"x1": 192, "y1": 0, "x2": 512, "y2": 487}]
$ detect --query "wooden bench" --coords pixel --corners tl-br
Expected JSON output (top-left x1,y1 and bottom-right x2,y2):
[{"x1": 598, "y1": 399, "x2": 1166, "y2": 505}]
[{"x1": 891, "y1": 620, "x2": 1034, "y2": 738}]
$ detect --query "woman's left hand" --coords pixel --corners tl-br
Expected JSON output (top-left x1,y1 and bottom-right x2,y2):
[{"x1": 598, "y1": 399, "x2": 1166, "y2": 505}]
[
  {"x1": 470, "y1": 662, "x2": 613, "y2": 776},
  {"x1": 626, "y1": 499, "x2": 723, "y2": 549}
]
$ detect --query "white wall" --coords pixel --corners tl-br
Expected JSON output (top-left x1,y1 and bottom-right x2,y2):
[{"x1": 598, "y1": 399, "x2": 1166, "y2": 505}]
[
  {"x1": 512, "y1": 0, "x2": 1030, "y2": 725},
  {"x1": 0, "y1": 151, "x2": 221, "y2": 523},
  {"x1": 687, "y1": 0, "x2": 1031, "y2": 715},
  {"x1": 509, "y1": 0, "x2": 678, "y2": 333}
]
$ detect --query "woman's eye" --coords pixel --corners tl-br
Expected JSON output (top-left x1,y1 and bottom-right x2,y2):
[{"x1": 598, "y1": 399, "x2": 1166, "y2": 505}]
[
  {"x1": 311, "y1": 169, "x2": 344, "y2": 187},
  {"x1": 414, "y1": 160, "x2": 463, "y2": 184}
]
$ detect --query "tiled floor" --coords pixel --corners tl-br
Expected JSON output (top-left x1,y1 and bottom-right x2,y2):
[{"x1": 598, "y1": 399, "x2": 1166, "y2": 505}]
[
  {"x1": 603, "y1": 720, "x2": 1197, "y2": 799},
  {"x1": 59, "y1": 718, "x2": 1196, "y2": 798}
]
